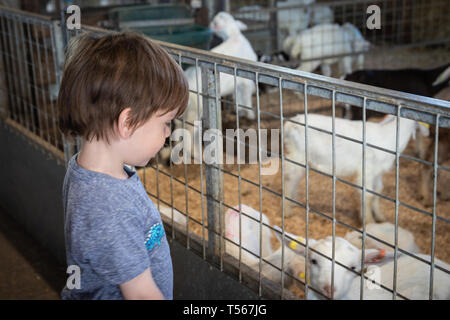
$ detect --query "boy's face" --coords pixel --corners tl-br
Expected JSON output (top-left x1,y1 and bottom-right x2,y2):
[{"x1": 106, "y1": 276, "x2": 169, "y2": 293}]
[{"x1": 124, "y1": 108, "x2": 177, "y2": 167}]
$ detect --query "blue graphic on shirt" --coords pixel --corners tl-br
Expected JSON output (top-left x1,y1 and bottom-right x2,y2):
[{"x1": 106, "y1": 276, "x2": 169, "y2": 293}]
[{"x1": 145, "y1": 223, "x2": 165, "y2": 250}]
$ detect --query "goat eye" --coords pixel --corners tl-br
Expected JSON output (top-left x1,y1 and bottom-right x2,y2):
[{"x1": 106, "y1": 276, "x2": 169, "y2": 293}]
[
  {"x1": 311, "y1": 259, "x2": 317, "y2": 265},
  {"x1": 351, "y1": 266, "x2": 356, "y2": 270}
]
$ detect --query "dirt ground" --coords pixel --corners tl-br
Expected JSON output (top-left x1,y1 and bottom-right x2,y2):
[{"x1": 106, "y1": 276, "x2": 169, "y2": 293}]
[{"x1": 141, "y1": 46, "x2": 450, "y2": 299}]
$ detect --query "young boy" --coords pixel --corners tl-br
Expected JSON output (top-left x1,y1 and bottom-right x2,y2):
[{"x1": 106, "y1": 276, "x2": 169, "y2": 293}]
[{"x1": 58, "y1": 31, "x2": 188, "y2": 299}]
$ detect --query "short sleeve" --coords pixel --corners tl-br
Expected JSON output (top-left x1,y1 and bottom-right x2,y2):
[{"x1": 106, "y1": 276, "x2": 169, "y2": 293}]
[{"x1": 83, "y1": 209, "x2": 150, "y2": 285}]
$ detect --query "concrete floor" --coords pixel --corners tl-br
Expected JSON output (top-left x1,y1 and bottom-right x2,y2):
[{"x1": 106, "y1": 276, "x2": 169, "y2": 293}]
[{"x1": 0, "y1": 207, "x2": 65, "y2": 300}]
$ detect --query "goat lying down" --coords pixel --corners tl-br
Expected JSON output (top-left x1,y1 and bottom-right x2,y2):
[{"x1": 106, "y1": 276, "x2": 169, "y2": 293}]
[
  {"x1": 282, "y1": 235, "x2": 450, "y2": 300},
  {"x1": 344, "y1": 222, "x2": 420, "y2": 255},
  {"x1": 224, "y1": 204, "x2": 306, "y2": 289}
]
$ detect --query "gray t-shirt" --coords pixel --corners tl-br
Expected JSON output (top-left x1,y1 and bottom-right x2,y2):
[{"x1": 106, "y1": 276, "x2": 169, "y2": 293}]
[{"x1": 61, "y1": 154, "x2": 173, "y2": 300}]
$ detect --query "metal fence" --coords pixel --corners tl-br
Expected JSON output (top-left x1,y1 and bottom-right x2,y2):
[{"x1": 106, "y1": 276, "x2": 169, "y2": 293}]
[
  {"x1": 1, "y1": 5, "x2": 449, "y2": 299},
  {"x1": 0, "y1": 6, "x2": 65, "y2": 160},
  {"x1": 231, "y1": 0, "x2": 450, "y2": 73}
]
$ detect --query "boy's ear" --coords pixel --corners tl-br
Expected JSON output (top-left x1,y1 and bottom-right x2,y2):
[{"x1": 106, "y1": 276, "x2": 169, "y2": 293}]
[{"x1": 117, "y1": 107, "x2": 133, "y2": 139}]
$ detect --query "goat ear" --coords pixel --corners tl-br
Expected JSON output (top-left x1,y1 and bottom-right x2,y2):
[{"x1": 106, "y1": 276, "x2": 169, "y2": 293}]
[
  {"x1": 273, "y1": 226, "x2": 315, "y2": 255},
  {"x1": 235, "y1": 20, "x2": 248, "y2": 31},
  {"x1": 363, "y1": 248, "x2": 387, "y2": 264},
  {"x1": 417, "y1": 122, "x2": 430, "y2": 138}
]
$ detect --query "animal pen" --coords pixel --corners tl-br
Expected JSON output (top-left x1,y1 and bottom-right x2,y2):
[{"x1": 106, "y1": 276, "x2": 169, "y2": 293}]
[
  {"x1": 232, "y1": 0, "x2": 450, "y2": 70},
  {"x1": 0, "y1": 3, "x2": 449, "y2": 299}
]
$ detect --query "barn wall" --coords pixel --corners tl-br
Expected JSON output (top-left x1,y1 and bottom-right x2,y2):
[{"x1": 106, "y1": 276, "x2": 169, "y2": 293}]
[
  {"x1": 0, "y1": 118, "x2": 260, "y2": 299},
  {"x1": 170, "y1": 239, "x2": 260, "y2": 299},
  {"x1": 0, "y1": 119, "x2": 66, "y2": 264}
]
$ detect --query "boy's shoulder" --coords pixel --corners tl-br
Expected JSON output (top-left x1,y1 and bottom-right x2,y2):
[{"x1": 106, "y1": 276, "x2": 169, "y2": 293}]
[{"x1": 63, "y1": 155, "x2": 153, "y2": 218}]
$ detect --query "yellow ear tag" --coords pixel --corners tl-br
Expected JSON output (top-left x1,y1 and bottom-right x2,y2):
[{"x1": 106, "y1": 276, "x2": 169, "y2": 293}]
[
  {"x1": 289, "y1": 236, "x2": 305, "y2": 250},
  {"x1": 289, "y1": 240, "x2": 298, "y2": 250},
  {"x1": 419, "y1": 121, "x2": 430, "y2": 129},
  {"x1": 299, "y1": 272, "x2": 305, "y2": 279}
]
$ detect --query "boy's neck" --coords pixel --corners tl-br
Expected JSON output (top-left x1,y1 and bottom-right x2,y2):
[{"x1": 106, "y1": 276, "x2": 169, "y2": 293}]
[{"x1": 77, "y1": 138, "x2": 129, "y2": 180}]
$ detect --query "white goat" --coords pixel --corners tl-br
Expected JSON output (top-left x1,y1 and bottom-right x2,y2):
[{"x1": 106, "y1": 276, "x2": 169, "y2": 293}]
[
  {"x1": 345, "y1": 222, "x2": 421, "y2": 254},
  {"x1": 277, "y1": 0, "x2": 314, "y2": 37},
  {"x1": 285, "y1": 23, "x2": 369, "y2": 77},
  {"x1": 341, "y1": 22, "x2": 371, "y2": 72},
  {"x1": 283, "y1": 114, "x2": 420, "y2": 223},
  {"x1": 277, "y1": 0, "x2": 334, "y2": 37},
  {"x1": 189, "y1": 11, "x2": 257, "y2": 120},
  {"x1": 310, "y1": 5, "x2": 334, "y2": 26},
  {"x1": 224, "y1": 205, "x2": 306, "y2": 288},
  {"x1": 284, "y1": 236, "x2": 450, "y2": 300},
  {"x1": 224, "y1": 204, "x2": 274, "y2": 265},
  {"x1": 160, "y1": 12, "x2": 257, "y2": 163}
]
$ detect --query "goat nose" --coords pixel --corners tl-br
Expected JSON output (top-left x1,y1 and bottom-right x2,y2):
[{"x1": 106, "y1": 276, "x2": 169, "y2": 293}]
[{"x1": 323, "y1": 284, "x2": 335, "y2": 298}]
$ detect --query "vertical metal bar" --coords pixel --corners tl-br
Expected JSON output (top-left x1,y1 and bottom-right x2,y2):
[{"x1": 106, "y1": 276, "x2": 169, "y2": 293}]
[
  {"x1": 268, "y1": 0, "x2": 278, "y2": 53},
  {"x1": 32, "y1": 21, "x2": 47, "y2": 140},
  {"x1": 195, "y1": 58, "x2": 206, "y2": 260},
  {"x1": 0, "y1": 15, "x2": 13, "y2": 120},
  {"x1": 60, "y1": 4, "x2": 69, "y2": 51},
  {"x1": 12, "y1": 16, "x2": 27, "y2": 128},
  {"x1": 17, "y1": 18, "x2": 33, "y2": 133},
  {"x1": 360, "y1": 96, "x2": 367, "y2": 300},
  {"x1": 213, "y1": 63, "x2": 224, "y2": 271},
  {"x1": 75, "y1": 136, "x2": 82, "y2": 153},
  {"x1": 25, "y1": 21, "x2": 39, "y2": 136},
  {"x1": 255, "y1": 71, "x2": 263, "y2": 297},
  {"x1": 279, "y1": 77, "x2": 286, "y2": 299},
  {"x1": 155, "y1": 147, "x2": 160, "y2": 211},
  {"x1": 37, "y1": 23, "x2": 51, "y2": 143},
  {"x1": 7, "y1": 17, "x2": 22, "y2": 125},
  {"x1": 169, "y1": 113, "x2": 175, "y2": 241},
  {"x1": 393, "y1": 105, "x2": 401, "y2": 300},
  {"x1": 49, "y1": 20, "x2": 64, "y2": 150},
  {"x1": 41, "y1": 22, "x2": 59, "y2": 148},
  {"x1": 182, "y1": 58, "x2": 190, "y2": 251},
  {"x1": 429, "y1": 113, "x2": 439, "y2": 300},
  {"x1": 234, "y1": 66, "x2": 243, "y2": 281},
  {"x1": 51, "y1": 19, "x2": 74, "y2": 162},
  {"x1": 331, "y1": 90, "x2": 337, "y2": 299},
  {"x1": 304, "y1": 82, "x2": 310, "y2": 298},
  {"x1": 23, "y1": 20, "x2": 37, "y2": 135},
  {"x1": 202, "y1": 64, "x2": 223, "y2": 263}
]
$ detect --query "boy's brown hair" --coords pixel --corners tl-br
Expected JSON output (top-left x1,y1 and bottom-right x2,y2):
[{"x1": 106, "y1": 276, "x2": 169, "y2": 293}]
[{"x1": 58, "y1": 31, "x2": 188, "y2": 142}]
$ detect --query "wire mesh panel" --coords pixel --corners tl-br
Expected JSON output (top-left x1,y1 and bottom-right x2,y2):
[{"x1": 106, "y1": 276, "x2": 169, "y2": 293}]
[
  {"x1": 231, "y1": 0, "x2": 450, "y2": 74},
  {"x1": 1, "y1": 5, "x2": 449, "y2": 300},
  {"x1": 51, "y1": 19, "x2": 450, "y2": 299},
  {"x1": 150, "y1": 36, "x2": 450, "y2": 299},
  {"x1": 0, "y1": 6, "x2": 64, "y2": 157}
]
